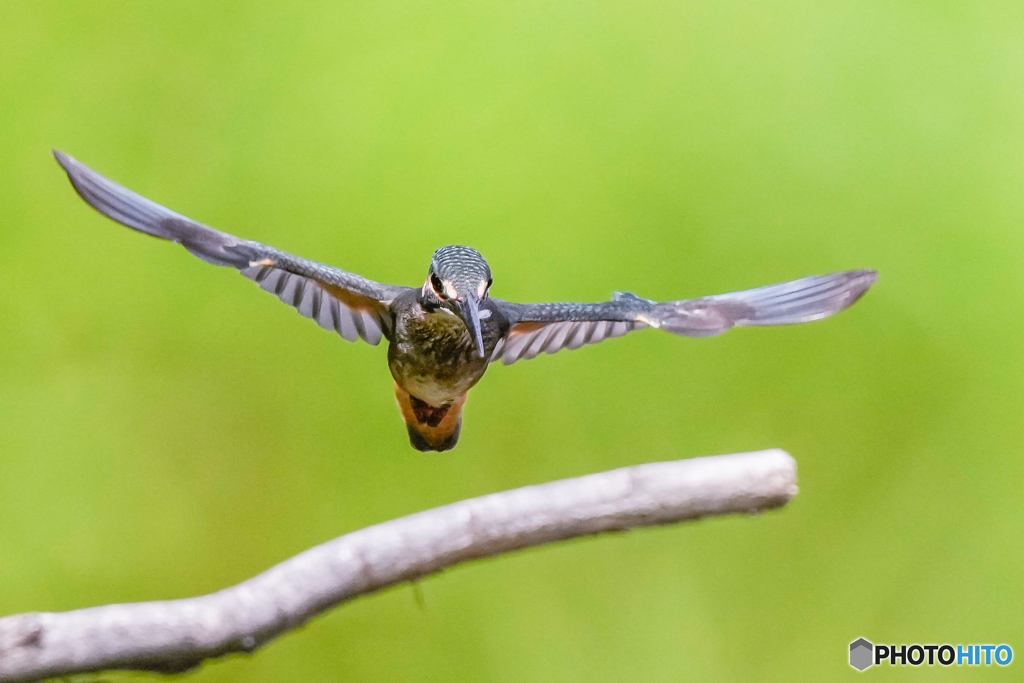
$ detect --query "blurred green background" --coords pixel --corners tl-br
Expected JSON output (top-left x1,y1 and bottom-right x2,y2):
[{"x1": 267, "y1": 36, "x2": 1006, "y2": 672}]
[{"x1": 2, "y1": 1, "x2": 1022, "y2": 680}]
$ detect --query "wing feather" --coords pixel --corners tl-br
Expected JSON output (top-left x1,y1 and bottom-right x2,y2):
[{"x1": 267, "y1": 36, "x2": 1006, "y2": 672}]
[
  {"x1": 490, "y1": 270, "x2": 875, "y2": 364},
  {"x1": 492, "y1": 316, "x2": 646, "y2": 365},
  {"x1": 56, "y1": 151, "x2": 408, "y2": 346},
  {"x1": 237, "y1": 265, "x2": 386, "y2": 344}
]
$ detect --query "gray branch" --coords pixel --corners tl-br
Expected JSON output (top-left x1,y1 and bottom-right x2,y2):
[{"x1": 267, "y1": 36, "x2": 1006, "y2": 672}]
[{"x1": 0, "y1": 449, "x2": 797, "y2": 682}]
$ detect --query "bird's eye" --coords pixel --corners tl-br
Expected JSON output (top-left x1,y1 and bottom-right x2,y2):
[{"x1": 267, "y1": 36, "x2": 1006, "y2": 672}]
[{"x1": 430, "y1": 273, "x2": 447, "y2": 298}]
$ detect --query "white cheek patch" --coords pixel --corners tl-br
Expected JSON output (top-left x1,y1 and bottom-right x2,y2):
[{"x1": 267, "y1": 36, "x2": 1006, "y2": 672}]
[
  {"x1": 477, "y1": 281, "x2": 488, "y2": 298},
  {"x1": 479, "y1": 309, "x2": 492, "y2": 319},
  {"x1": 443, "y1": 280, "x2": 458, "y2": 299}
]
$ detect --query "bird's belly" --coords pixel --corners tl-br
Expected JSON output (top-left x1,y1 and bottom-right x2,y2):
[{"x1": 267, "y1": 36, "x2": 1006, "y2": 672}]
[
  {"x1": 398, "y1": 371, "x2": 477, "y2": 406},
  {"x1": 388, "y1": 311, "x2": 489, "y2": 405}
]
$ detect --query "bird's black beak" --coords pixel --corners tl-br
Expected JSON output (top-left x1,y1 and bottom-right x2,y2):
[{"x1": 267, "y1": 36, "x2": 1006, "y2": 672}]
[{"x1": 453, "y1": 296, "x2": 486, "y2": 358}]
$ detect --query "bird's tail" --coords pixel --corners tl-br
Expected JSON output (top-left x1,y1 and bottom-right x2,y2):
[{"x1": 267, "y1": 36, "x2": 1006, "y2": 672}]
[{"x1": 394, "y1": 384, "x2": 466, "y2": 452}]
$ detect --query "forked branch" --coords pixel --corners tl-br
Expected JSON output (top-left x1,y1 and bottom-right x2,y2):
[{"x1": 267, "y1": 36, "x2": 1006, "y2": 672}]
[{"x1": 0, "y1": 449, "x2": 797, "y2": 682}]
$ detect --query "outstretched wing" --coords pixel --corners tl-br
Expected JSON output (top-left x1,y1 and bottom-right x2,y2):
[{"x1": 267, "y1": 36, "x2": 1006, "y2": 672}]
[
  {"x1": 490, "y1": 270, "x2": 877, "y2": 365},
  {"x1": 54, "y1": 151, "x2": 410, "y2": 345}
]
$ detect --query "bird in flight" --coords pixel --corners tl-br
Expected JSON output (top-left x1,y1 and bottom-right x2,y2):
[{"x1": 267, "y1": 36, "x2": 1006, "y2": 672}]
[{"x1": 54, "y1": 152, "x2": 877, "y2": 452}]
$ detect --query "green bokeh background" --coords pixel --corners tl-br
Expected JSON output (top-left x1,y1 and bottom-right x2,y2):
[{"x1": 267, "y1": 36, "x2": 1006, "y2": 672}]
[{"x1": 2, "y1": 1, "x2": 1022, "y2": 680}]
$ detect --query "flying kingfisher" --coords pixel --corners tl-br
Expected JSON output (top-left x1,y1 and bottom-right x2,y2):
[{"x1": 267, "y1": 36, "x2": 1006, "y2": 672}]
[{"x1": 54, "y1": 151, "x2": 877, "y2": 452}]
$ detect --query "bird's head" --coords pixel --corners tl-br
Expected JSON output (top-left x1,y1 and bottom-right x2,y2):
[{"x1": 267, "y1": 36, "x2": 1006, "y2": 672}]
[{"x1": 423, "y1": 246, "x2": 492, "y2": 358}]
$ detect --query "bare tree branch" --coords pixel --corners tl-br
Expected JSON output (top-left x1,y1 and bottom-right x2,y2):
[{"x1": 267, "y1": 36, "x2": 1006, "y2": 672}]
[{"x1": 0, "y1": 449, "x2": 796, "y2": 682}]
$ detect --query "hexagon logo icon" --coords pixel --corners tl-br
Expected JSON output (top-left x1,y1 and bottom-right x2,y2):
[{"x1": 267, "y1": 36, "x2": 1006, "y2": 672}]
[{"x1": 850, "y1": 638, "x2": 874, "y2": 671}]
